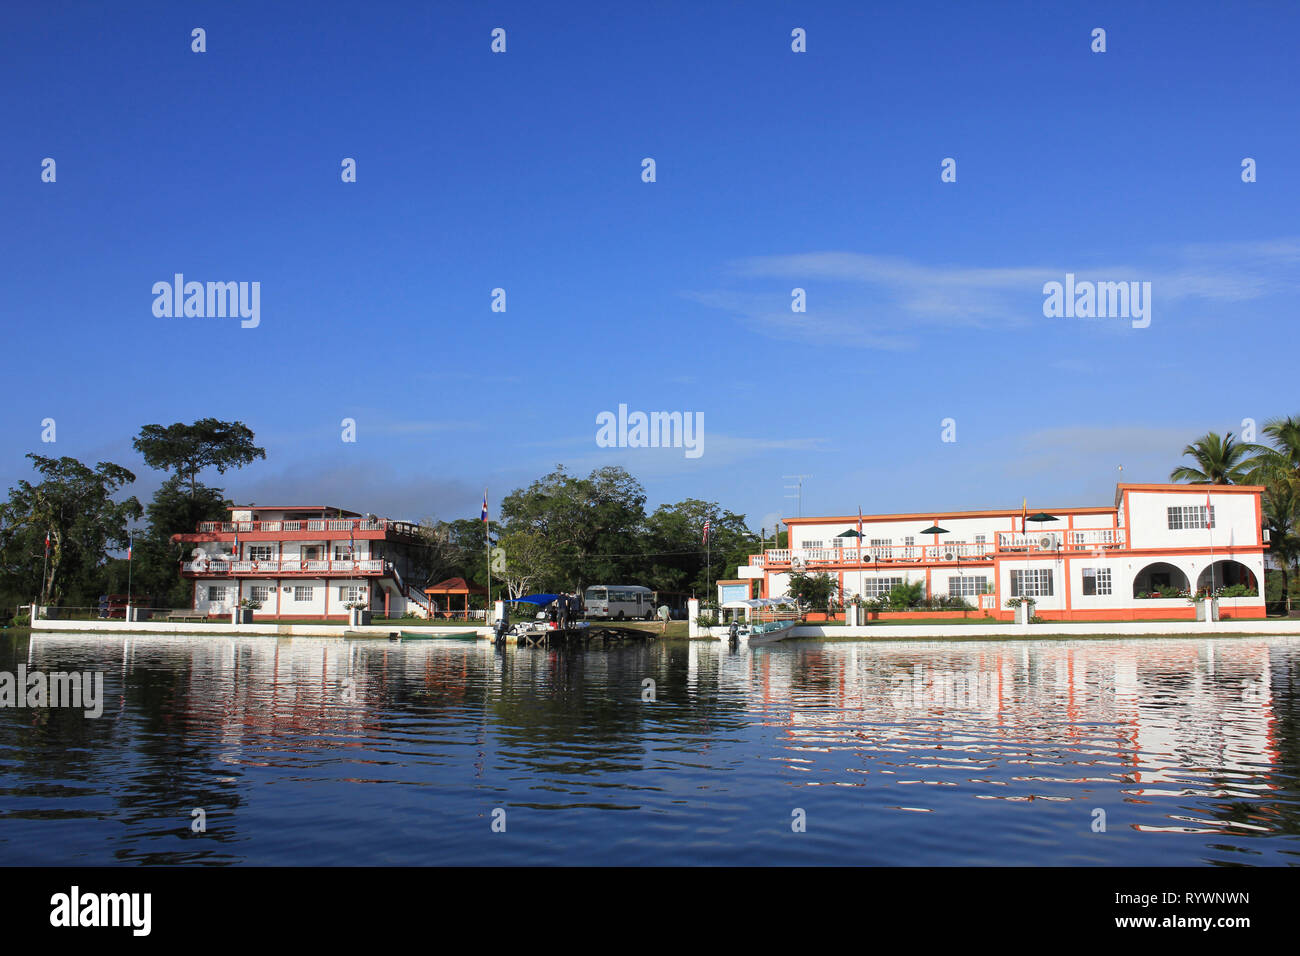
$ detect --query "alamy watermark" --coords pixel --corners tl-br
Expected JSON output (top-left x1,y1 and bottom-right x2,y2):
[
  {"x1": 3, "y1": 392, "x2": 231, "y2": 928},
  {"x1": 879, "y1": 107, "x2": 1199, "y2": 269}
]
[
  {"x1": 1, "y1": 666, "x2": 104, "y2": 718},
  {"x1": 596, "y1": 404, "x2": 703, "y2": 459},
  {"x1": 152, "y1": 274, "x2": 260, "y2": 328},
  {"x1": 1042, "y1": 273, "x2": 1151, "y2": 328}
]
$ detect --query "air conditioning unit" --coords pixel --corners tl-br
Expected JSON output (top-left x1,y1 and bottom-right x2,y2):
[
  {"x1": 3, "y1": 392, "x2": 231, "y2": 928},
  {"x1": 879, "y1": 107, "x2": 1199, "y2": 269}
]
[
  {"x1": 943, "y1": 551, "x2": 956, "y2": 561},
  {"x1": 1037, "y1": 535, "x2": 1057, "y2": 551},
  {"x1": 791, "y1": 557, "x2": 806, "y2": 570}
]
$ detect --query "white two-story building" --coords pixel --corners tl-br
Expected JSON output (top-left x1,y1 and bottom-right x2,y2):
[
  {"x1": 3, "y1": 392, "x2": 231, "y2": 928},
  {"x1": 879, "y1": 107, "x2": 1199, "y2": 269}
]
[
  {"x1": 732, "y1": 483, "x2": 1267, "y2": 622},
  {"x1": 173, "y1": 505, "x2": 433, "y2": 619}
]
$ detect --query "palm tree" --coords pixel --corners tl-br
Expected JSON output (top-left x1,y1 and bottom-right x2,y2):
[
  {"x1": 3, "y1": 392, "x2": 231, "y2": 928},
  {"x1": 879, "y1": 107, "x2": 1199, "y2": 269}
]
[
  {"x1": 1263, "y1": 480, "x2": 1300, "y2": 614},
  {"x1": 1247, "y1": 414, "x2": 1300, "y2": 487},
  {"x1": 1169, "y1": 431, "x2": 1253, "y2": 484}
]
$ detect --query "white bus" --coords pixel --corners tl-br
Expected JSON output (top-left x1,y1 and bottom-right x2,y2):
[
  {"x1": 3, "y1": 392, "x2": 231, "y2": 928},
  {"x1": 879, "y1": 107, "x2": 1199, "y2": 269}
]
[{"x1": 583, "y1": 585, "x2": 657, "y2": 621}]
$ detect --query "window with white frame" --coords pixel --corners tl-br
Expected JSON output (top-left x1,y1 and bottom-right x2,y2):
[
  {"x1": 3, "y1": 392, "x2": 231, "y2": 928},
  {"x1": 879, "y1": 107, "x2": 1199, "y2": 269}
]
[
  {"x1": 1081, "y1": 568, "x2": 1112, "y2": 596},
  {"x1": 248, "y1": 545, "x2": 272, "y2": 562},
  {"x1": 974, "y1": 534, "x2": 986, "y2": 545},
  {"x1": 339, "y1": 585, "x2": 366, "y2": 603},
  {"x1": 948, "y1": 576, "x2": 988, "y2": 597},
  {"x1": 803, "y1": 540, "x2": 824, "y2": 550},
  {"x1": 207, "y1": 586, "x2": 227, "y2": 603},
  {"x1": 334, "y1": 544, "x2": 358, "y2": 561},
  {"x1": 860, "y1": 577, "x2": 903, "y2": 598},
  {"x1": 250, "y1": 585, "x2": 271, "y2": 604},
  {"x1": 1167, "y1": 505, "x2": 1214, "y2": 530},
  {"x1": 1010, "y1": 568, "x2": 1054, "y2": 597},
  {"x1": 293, "y1": 586, "x2": 314, "y2": 602}
]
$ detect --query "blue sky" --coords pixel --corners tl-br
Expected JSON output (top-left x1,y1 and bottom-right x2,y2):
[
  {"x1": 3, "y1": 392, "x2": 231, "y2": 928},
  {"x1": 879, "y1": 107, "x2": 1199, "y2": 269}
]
[{"x1": 2, "y1": 0, "x2": 1297, "y2": 535}]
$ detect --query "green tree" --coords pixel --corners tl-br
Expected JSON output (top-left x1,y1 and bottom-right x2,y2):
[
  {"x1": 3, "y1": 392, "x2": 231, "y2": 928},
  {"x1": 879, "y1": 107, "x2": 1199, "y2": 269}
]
[
  {"x1": 786, "y1": 570, "x2": 838, "y2": 611},
  {"x1": 133, "y1": 419, "x2": 266, "y2": 499},
  {"x1": 499, "y1": 465, "x2": 646, "y2": 591},
  {"x1": 643, "y1": 498, "x2": 752, "y2": 598},
  {"x1": 1169, "y1": 431, "x2": 1253, "y2": 484},
  {"x1": 1262, "y1": 479, "x2": 1300, "y2": 614},
  {"x1": 0, "y1": 454, "x2": 141, "y2": 606}
]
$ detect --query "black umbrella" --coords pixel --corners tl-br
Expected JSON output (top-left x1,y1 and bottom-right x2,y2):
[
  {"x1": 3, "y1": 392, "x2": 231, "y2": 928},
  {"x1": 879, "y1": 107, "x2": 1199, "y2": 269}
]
[
  {"x1": 920, "y1": 523, "x2": 948, "y2": 558},
  {"x1": 837, "y1": 529, "x2": 862, "y2": 538},
  {"x1": 1026, "y1": 512, "x2": 1059, "y2": 548}
]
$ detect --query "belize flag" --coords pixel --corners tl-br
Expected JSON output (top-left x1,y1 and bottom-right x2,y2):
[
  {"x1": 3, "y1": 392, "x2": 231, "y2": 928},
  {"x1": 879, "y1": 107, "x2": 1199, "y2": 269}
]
[{"x1": 481, "y1": 488, "x2": 489, "y2": 523}]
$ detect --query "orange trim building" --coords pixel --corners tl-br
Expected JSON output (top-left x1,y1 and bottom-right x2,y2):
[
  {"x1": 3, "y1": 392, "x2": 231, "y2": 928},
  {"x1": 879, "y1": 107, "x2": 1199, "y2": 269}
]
[{"x1": 734, "y1": 483, "x2": 1268, "y2": 622}]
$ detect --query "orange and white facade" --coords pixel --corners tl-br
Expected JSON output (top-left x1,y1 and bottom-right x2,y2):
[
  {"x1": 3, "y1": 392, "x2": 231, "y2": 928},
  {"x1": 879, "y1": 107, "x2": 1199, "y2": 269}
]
[
  {"x1": 173, "y1": 505, "x2": 433, "y2": 619},
  {"x1": 738, "y1": 483, "x2": 1267, "y2": 622}
]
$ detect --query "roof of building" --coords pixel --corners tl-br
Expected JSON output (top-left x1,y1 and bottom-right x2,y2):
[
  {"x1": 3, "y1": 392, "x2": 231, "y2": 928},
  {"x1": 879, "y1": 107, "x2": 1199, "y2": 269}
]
[
  {"x1": 784, "y1": 483, "x2": 1264, "y2": 526},
  {"x1": 229, "y1": 505, "x2": 362, "y2": 516}
]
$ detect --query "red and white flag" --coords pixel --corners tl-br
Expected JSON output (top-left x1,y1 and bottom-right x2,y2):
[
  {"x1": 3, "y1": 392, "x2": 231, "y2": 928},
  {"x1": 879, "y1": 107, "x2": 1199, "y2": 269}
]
[
  {"x1": 702, "y1": 520, "x2": 711, "y2": 544},
  {"x1": 44, "y1": 531, "x2": 50, "y2": 558}
]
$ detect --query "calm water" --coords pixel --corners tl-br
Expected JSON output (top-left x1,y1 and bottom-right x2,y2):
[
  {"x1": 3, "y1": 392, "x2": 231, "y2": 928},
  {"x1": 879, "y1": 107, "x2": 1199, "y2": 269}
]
[{"x1": 2, "y1": 631, "x2": 1299, "y2": 866}]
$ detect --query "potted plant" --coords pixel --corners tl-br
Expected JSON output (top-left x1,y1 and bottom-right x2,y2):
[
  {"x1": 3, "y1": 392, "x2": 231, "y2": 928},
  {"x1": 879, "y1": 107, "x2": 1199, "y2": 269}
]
[
  {"x1": 232, "y1": 597, "x2": 260, "y2": 624},
  {"x1": 344, "y1": 600, "x2": 371, "y2": 627},
  {"x1": 1005, "y1": 595, "x2": 1036, "y2": 624}
]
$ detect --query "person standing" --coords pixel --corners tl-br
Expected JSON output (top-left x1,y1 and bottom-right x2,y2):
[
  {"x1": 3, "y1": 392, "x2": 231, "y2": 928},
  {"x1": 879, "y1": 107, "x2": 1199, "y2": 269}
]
[{"x1": 657, "y1": 603, "x2": 670, "y2": 634}]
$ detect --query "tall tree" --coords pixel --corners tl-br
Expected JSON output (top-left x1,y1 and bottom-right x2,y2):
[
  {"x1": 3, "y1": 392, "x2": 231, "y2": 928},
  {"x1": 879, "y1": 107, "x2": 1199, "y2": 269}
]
[
  {"x1": 1169, "y1": 431, "x2": 1253, "y2": 484},
  {"x1": 0, "y1": 454, "x2": 141, "y2": 605},
  {"x1": 499, "y1": 465, "x2": 646, "y2": 591},
  {"x1": 133, "y1": 419, "x2": 266, "y2": 499},
  {"x1": 1262, "y1": 480, "x2": 1300, "y2": 613}
]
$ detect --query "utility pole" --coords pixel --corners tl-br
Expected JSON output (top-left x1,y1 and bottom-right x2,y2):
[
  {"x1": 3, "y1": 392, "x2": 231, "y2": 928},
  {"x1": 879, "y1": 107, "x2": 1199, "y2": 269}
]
[{"x1": 783, "y1": 475, "x2": 811, "y2": 518}]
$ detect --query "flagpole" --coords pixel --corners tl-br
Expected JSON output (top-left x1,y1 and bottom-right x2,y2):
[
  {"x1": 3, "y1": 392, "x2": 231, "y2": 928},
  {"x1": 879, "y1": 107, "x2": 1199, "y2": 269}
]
[
  {"x1": 484, "y1": 488, "x2": 490, "y2": 621},
  {"x1": 41, "y1": 530, "x2": 49, "y2": 608},
  {"x1": 126, "y1": 531, "x2": 133, "y2": 618}
]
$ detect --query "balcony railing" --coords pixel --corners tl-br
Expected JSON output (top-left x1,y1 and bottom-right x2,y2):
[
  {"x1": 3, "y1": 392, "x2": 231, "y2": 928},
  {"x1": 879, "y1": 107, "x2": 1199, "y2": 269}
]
[
  {"x1": 181, "y1": 558, "x2": 389, "y2": 576},
  {"x1": 751, "y1": 543, "x2": 995, "y2": 567},
  {"x1": 997, "y1": 529, "x2": 1126, "y2": 551},
  {"x1": 193, "y1": 518, "x2": 421, "y2": 537},
  {"x1": 749, "y1": 529, "x2": 1128, "y2": 569}
]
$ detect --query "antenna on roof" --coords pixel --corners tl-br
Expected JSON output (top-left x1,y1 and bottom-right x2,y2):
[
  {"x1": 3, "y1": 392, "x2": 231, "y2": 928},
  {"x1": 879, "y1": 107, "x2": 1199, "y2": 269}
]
[{"x1": 783, "y1": 475, "x2": 811, "y2": 518}]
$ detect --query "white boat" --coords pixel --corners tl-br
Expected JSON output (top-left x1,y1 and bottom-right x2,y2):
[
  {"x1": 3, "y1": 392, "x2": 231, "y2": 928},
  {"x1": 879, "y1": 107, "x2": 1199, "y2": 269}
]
[{"x1": 720, "y1": 597, "x2": 803, "y2": 647}]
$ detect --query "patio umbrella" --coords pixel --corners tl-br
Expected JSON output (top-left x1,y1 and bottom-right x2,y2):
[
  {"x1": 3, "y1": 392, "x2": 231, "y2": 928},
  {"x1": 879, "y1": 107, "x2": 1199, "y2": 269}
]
[
  {"x1": 919, "y1": 523, "x2": 948, "y2": 559},
  {"x1": 1026, "y1": 512, "x2": 1059, "y2": 545}
]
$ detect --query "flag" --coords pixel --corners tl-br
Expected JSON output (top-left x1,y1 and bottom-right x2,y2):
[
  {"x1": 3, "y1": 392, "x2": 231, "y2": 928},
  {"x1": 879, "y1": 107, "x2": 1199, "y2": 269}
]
[
  {"x1": 1021, "y1": 497, "x2": 1028, "y2": 533},
  {"x1": 127, "y1": 533, "x2": 133, "y2": 562},
  {"x1": 858, "y1": 507, "x2": 864, "y2": 558},
  {"x1": 44, "y1": 531, "x2": 49, "y2": 558},
  {"x1": 233, "y1": 531, "x2": 239, "y2": 559},
  {"x1": 481, "y1": 488, "x2": 489, "y2": 523},
  {"x1": 1206, "y1": 490, "x2": 1213, "y2": 528},
  {"x1": 702, "y1": 520, "x2": 711, "y2": 544}
]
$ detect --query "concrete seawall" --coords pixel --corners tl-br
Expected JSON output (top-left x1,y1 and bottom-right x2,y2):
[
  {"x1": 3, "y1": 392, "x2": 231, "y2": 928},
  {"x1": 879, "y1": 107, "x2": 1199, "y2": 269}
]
[
  {"x1": 700, "y1": 619, "x2": 1300, "y2": 640},
  {"x1": 31, "y1": 618, "x2": 494, "y2": 639}
]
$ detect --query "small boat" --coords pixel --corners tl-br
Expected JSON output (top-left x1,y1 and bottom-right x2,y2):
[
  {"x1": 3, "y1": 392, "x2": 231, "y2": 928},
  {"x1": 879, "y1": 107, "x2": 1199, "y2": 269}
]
[
  {"x1": 400, "y1": 630, "x2": 480, "y2": 641},
  {"x1": 720, "y1": 597, "x2": 803, "y2": 647},
  {"x1": 744, "y1": 619, "x2": 801, "y2": 646}
]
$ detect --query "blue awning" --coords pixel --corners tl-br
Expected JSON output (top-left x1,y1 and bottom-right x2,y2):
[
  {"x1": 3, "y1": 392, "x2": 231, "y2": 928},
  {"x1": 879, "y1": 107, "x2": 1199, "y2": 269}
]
[{"x1": 510, "y1": 593, "x2": 560, "y2": 605}]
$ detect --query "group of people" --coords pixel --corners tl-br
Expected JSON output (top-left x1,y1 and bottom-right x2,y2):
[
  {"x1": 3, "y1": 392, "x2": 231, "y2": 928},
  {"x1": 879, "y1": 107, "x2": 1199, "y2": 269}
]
[{"x1": 549, "y1": 592, "x2": 583, "y2": 629}]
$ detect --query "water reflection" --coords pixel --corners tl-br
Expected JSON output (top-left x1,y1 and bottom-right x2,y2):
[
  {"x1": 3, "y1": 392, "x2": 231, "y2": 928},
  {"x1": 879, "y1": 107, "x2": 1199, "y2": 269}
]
[{"x1": 1, "y1": 633, "x2": 1297, "y2": 865}]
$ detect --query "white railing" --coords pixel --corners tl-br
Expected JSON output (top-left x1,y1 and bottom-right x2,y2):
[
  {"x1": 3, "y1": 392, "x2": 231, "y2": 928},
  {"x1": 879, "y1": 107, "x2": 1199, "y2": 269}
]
[
  {"x1": 183, "y1": 558, "x2": 388, "y2": 575},
  {"x1": 758, "y1": 543, "x2": 995, "y2": 567},
  {"x1": 997, "y1": 532, "x2": 1062, "y2": 551},
  {"x1": 1066, "y1": 528, "x2": 1124, "y2": 548},
  {"x1": 195, "y1": 518, "x2": 418, "y2": 535}
]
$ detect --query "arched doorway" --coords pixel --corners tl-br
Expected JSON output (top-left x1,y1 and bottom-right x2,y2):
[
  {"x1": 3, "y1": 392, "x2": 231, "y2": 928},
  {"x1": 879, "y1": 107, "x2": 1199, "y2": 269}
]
[
  {"x1": 1132, "y1": 561, "x2": 1190, "y2": 598},
  {"x1": 1196, "y1": 560, "x2": 1257, "y2": 594}
]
